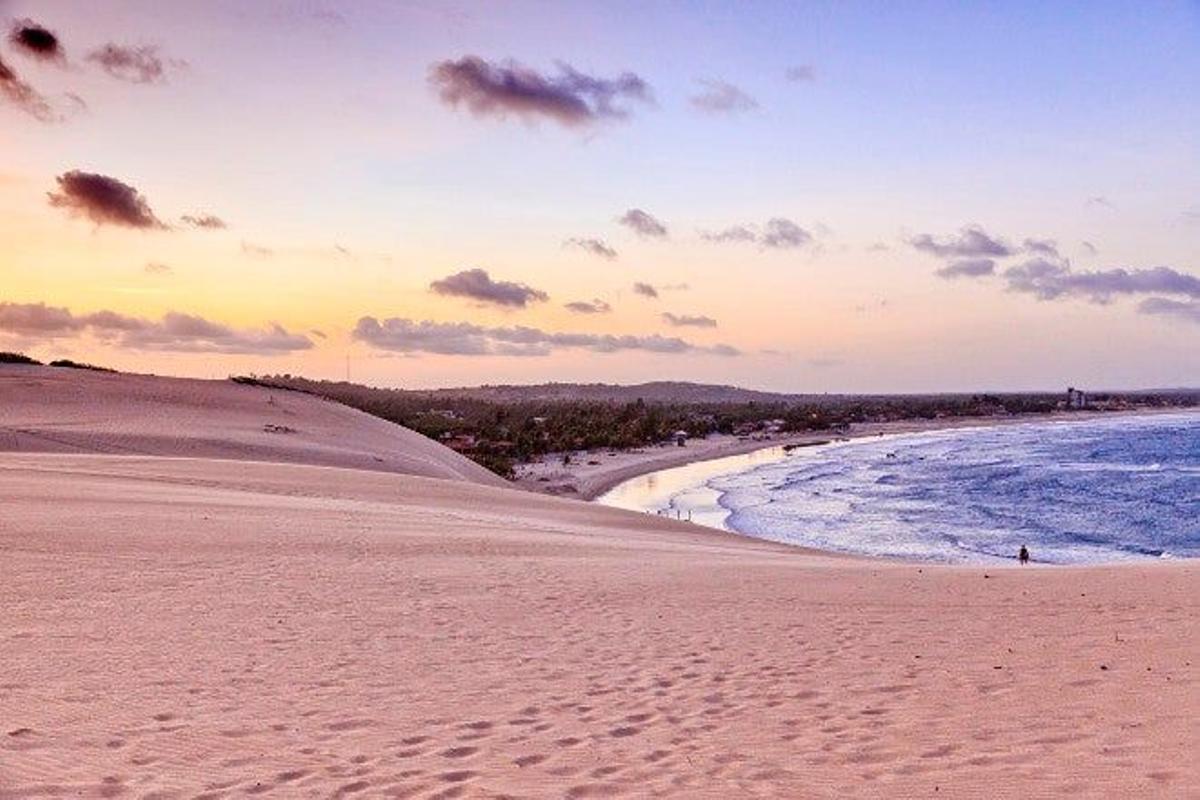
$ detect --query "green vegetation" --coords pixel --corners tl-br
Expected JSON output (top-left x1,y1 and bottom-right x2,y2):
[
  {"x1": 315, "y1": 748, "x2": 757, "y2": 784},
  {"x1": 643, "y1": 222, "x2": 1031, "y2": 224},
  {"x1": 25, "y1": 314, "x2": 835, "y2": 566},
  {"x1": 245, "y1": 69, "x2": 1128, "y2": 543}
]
[
  {"x1": 0, "y1": 353, "x2": 116, "y2": 371},
  {"x1": 48, "y1": 359, "x2": 116, "y2": 372},
  {"x1": 233, "y1": 375, "x2": 1198, "y2": 479},
  {"x1": 0, "y1": 352, "x2": 42, "y2": 365}
]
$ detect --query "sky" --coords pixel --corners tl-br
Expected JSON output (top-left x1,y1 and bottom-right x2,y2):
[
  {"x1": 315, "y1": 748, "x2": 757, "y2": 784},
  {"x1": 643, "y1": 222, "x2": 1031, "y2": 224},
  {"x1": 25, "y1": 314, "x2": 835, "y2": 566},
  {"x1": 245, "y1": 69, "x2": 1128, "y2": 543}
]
[{"x1": 1, "y1": 0, "x2": 1197, "y2": 392}]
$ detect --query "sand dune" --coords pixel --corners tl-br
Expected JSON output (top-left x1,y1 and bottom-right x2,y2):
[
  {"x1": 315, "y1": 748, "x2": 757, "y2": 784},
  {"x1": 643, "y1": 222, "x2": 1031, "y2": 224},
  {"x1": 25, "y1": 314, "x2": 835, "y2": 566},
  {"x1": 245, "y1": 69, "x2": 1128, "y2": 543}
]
[
  {"x1": 0, "y1": 367, "x2": 502, "y2": 486},
  {"x1": 1, "y1": 370, "x2": 1196, "y2": 797}
]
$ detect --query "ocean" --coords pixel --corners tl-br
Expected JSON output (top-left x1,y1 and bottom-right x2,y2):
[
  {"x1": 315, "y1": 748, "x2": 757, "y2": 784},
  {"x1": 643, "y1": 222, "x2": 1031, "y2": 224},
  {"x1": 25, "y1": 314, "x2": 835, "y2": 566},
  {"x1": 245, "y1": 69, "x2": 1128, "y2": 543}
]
[{"x1": 597, "y1": 412, "x2": 1200, "y2": 564}]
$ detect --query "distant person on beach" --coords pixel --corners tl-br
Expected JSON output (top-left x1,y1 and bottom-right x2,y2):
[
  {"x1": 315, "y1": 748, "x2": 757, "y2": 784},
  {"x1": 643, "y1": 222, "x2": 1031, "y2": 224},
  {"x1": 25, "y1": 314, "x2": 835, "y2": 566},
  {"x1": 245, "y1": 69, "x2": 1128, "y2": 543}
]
[{"x1": 1019, "y1": 545, "x2": 1030, "y2": 565}]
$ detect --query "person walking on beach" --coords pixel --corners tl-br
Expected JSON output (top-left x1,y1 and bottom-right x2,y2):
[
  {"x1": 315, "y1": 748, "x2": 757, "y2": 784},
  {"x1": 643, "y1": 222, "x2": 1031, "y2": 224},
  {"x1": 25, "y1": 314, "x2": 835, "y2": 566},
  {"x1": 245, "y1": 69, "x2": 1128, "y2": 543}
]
[{"x1": 1018, "y1": 545, "x2": 1030, "y2": 565}]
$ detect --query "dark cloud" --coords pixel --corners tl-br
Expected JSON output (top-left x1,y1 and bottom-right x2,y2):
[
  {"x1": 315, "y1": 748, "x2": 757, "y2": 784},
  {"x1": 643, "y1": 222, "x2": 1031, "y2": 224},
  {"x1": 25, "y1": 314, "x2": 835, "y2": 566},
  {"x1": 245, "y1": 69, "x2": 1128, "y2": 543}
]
[
  {"x1": 86, "y1": 44, "x2": 178, "y2": 84},
  {"x1": 701, "y1": 217, "x2": 812, "y2": 249},
  {"x1": 9, "y1": 19, "x2": 63, "y2": 62},
  {"x1": 430, "y1": 268, "x2": 548, "y2": 308},
  {"x1": 935, "y1": 258, "x2": 995, "y2": 279},
  {"x1": 662, "y1": 312, "x2": 717, "y2": 328},
  {"x1": 47, "y1": 171, "x2": 166, "y2": 229},
  {"x1": 690, "y1": 79, "x2": 757, "y2": 114},
  {"x1": 564, "y1": 237, "x2": 617, "y2": 260},
  {"x1": 180, "y1": 213, "x2": 227, "y2": 230},
  {"x1": 0, "y1": 54, "x2": 57, "y2": 121},
  {"x1": 564, "y1": 299, "x2": 611, "y2": 314},
  {"x1": 632, "y1": 282, "x2": 659, "y2": 299},
  {"x1": 785, "y1": 64, "x2": 816, "y2": 82},
  {"x1": 1004, "y1": 259, "x2": 1200, "y2": 303},
  {"x1": 429, "y1": 55, "x2": 652, "y2": 128},
  {"x1": 0, "y1": 301, "x2": 312, "y2": 353},
  {"x1": 1081, "y1": 241, "x2": 1098, "y2": 256},
  {"x1": 353, "y1": 317, "x2": 738, "y2": 357},
  {"x1": 909, "y1": 226, "x2": 1015, "y2": 259},
  {"x1": 144, "y1": 262, "x2": 172, "y2": 275},
  {"x1": 618, "y1": 208, "x2": 668, "y2": 239},
  {"x1": 1138, "y1": 297, "x2": 1200, "y2": 324}
]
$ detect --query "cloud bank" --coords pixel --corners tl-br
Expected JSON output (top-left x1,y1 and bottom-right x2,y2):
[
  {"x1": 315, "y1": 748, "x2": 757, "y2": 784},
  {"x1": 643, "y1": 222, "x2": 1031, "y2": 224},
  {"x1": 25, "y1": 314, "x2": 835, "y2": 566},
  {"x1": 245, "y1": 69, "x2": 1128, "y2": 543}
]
[
  {"x1": 0, "y1": 302, "x2": 312, "y2": 353},
  {"x1": 1004, "y1": 260, "x2": 1200, "y2": 303},
  {"x1": 430, "y1": 268, "x2": 548, "y2": 308},
  {"x1": 48, "y1": 171, "x2": 166, "y2": 229},
  {"x1": 429, "y1": 55, "x2": 652, "y2": 128},
  {"x1": 353, "y1": 317, "x2": 738, "y2": 357}
]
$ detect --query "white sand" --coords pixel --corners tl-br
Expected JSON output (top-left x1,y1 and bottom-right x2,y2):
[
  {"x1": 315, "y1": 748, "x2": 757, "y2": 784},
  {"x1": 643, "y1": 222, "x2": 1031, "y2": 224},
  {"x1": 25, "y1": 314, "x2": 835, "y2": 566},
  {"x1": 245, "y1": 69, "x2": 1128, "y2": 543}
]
[
  {"x1": 1, "y1": 368, "x2": 1196, "y2": 798},
  {"x1": 0, "y1": 366, "x2": 503, "y2": 485}
]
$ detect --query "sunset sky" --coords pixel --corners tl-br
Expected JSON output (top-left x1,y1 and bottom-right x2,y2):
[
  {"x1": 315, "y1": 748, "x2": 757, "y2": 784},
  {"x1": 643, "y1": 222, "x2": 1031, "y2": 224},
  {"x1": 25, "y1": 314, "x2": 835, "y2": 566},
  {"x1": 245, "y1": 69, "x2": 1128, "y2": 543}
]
[{"x1": 2, "y1": 0, "x2": 1197, "y2": 391}]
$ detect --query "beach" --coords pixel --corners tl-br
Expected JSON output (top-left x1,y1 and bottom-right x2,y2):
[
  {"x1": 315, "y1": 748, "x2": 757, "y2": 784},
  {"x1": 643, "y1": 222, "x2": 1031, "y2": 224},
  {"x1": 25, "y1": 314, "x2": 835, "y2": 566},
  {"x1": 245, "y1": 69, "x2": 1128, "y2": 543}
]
[
  {"x1": 1, "y1": 368, "x2": 1197, "y2": 797},
  {"x1": 515, "y1": 410, "x2": 1170, "y2": 501}
]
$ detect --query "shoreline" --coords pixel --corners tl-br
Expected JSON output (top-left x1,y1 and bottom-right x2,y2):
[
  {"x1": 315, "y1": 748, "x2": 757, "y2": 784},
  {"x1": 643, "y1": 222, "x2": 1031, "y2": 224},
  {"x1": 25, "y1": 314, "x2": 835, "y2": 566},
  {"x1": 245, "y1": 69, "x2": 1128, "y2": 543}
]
[{"x1": 516, "y1": 407, "x2": 1190, "y2": 501}]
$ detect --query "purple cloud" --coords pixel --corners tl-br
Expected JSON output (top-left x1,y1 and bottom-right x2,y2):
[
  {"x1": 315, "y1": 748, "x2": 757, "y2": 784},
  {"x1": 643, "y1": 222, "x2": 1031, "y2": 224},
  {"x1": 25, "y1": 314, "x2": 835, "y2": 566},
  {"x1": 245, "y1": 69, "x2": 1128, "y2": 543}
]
[
  {"x1": 690, "y1": 79, "x2": 757, "y2": 114},
  {"x1": 180, "y1": 213, "x2": 227, "y2": 230},
  {"x1": 564, "y1": 237, "x2": 617, "y2": 260},
  {"x1": 1138, "y1": 297, "x2": 1200, "y2": 324},
  {"x1": 1004, "y1": 261, "x2": 1200, "y2": 303},
  {"x1": 565, "y1": 299, "x2": 611, "y2": 314},
  {"x1": 47, "y1": 171, "x2": 166, "y2": 229},
  {"x1": 662, "y1": 312, "x2": 717, "y2": 328},
  {"x1": 430, "y1": 268, "x2": 548, "y2": 308},
  {"x1": 909, "y1": 226, "x2": 1016, "y2": 259},
  {"x1": 618, "y1": 208, "x2": 668, "y2": 239},
  {"x1": 935, "y1": 258, "x2": 995, "y2": 279},
  {"x1": 87, "y1": 44, "x2": 180, "y2": 84},
  {"x1": 0, "y1": 55, "x2": 57, "y2": 121},
  {"x1": 429, "y1": 55, "x2": 652, "y2": 128},
  {"x1": 701, "y1": 217, "x2": 812, "y2": 249},
  {"x1": 0, "y1": 302, "x2": 312, "y2": 354},
  {"x1": 353, "y1": 317, "x2": 738, "y2": 357}
]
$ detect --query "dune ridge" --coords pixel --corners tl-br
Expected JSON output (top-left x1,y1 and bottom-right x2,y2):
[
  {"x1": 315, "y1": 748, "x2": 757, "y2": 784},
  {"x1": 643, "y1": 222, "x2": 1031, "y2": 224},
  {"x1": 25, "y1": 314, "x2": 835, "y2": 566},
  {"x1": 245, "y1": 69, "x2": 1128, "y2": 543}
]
[{"x1": 0, "y1": 366, "x2": 503, "y2": 486}]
